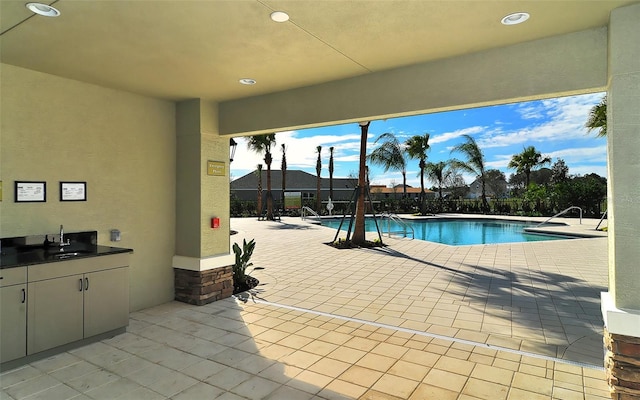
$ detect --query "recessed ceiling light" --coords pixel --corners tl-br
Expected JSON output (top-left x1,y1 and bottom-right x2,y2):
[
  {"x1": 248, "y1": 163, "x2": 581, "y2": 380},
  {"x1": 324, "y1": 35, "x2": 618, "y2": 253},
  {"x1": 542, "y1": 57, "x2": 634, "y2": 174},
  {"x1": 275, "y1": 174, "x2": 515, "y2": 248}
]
[
  {"x1": 239, "y1": 78, "x2": 257, "y2": 85},
  {"x1": 270, "y1": 11, "x2": 289, "y2": 23},
  {"x1": 501, "y1": 12, "x2": 529, "y2": 25},
  {"x1": 26, "y1": 2, "x2": 61, "y2": 17}
]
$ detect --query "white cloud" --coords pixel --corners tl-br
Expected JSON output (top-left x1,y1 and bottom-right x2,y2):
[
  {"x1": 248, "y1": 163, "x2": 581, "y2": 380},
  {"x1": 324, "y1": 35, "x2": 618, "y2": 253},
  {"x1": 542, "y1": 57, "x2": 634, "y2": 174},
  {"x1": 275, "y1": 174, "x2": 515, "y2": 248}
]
[
  {"x1": 546, "y1": 145, "x2": 608, "y2": 164},
  {"x1": 231, "y1": 130, "x2": 363, "y2": 179},
  {"x1": 485, "y1": 154, "x2": 513, "y2": 170},
  {"x1": 478, "y1": 92, "x2": 606, "y2": 149},
  {"x1": 514, "y1": 104, "x2": 545, "y2": 120},
  {"x1": 430, "y1": 126, "x2": 485, "y2": 145}
]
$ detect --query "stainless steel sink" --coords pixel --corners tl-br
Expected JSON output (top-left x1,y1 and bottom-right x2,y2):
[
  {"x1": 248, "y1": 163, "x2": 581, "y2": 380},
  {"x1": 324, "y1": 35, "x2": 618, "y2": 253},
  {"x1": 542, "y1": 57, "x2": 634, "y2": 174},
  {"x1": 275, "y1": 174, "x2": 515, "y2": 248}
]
[{"x1": 52, "y1": 250, "x2": 92, "y2": 259}]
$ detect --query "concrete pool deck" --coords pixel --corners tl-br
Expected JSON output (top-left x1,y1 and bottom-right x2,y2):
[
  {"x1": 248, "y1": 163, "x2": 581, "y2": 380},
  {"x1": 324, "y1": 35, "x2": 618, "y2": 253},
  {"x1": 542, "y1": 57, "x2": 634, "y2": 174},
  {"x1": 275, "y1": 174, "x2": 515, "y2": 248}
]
[{"x1": 1, "y1": 215, "x2": 611, "y2": 399}]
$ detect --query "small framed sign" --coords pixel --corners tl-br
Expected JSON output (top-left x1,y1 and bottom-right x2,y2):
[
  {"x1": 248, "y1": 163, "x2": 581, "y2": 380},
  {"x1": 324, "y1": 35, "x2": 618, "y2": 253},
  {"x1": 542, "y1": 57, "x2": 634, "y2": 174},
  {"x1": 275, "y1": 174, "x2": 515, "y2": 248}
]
[
  {"x1": 60, "y1": 181, "x2": 87, "y2": 201},
  {"x1": 15, "y1": 181, "x2": 46, "y2": 202},
  {"x1": 207, "y1": 160, "x2": 226, "y2": 176}
]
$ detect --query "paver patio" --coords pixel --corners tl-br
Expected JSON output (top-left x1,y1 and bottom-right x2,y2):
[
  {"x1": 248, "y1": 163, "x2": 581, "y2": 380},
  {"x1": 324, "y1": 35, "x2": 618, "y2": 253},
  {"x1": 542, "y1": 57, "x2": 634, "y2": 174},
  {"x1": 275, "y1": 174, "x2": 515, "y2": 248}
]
[{"x1": 1, "y1": 215, "x2": 611, "y2": 399}]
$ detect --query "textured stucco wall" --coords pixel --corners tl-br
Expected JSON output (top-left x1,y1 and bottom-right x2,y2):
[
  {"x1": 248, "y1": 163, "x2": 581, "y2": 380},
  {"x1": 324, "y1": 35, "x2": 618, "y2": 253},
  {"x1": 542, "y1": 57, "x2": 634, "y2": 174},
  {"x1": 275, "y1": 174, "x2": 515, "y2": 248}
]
[
  {"x1": 607, "y1": 3, "x2": 640, "y2": 311},
  {"x1": 0, "y1": 64, "x2": 176, "y2": 311}
]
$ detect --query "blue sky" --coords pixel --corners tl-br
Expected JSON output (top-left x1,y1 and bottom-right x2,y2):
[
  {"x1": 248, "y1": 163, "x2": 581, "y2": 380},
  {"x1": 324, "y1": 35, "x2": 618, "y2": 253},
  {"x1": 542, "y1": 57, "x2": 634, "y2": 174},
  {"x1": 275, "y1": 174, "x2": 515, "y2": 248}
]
[{"x1": 230, "y1": 92, "x2": 607, "y2": 188}]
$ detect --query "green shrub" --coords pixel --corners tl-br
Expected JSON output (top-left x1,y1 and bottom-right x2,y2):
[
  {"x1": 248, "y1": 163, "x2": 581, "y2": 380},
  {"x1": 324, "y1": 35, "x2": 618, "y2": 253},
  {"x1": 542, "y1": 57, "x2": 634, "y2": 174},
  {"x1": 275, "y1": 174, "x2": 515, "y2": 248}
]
[{"x1": 232, "y1": 239, "x2": 256, "y2": 289}]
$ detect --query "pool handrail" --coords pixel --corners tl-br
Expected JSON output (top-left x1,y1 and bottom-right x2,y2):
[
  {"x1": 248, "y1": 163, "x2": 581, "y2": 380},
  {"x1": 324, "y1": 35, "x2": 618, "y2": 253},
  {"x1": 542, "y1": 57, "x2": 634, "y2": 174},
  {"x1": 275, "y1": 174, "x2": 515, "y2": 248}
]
[
  {"x1": 379, "y1": 213, "x2": 414, "y2": 239},
  {"x1": 535, "y1": 206, "x2": 582, "y2": 227},
  {"x1": 301, "y1": 206, "x2": 322, "y2": 223}
]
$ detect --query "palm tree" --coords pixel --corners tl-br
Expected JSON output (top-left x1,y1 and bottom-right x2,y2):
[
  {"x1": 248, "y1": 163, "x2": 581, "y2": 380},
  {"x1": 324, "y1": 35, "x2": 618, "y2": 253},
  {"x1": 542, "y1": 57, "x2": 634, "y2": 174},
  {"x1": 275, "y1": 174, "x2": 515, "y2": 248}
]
[
  {"x1": 329, "y1": 146, "x2": 335, "y2": 201},
  {"x1": 508, "y1": 145, "x2": 551, "y2": 188},
  {"x1": 247, "y1": 134, "x2": 277, "y2": 220},
  {"x1": 367, "y1": 132, "x2": 408, "y2": 198},
  {"x1": 405, "y1": 134, "x2": 430, "y2": 215},
  {"x1": 585, "y1": 95, "x2": 607, "y2": 137},
  {"x1": 315, "y1": 145, "x2": 322, "y2": 212},
  {"x1": 450, "y1": 134, "x2": 489, "y2": 212},
  {"x1": 281, "y1": 143, "x2": 287, "y2": 211},
  {"x1": 255, "y1": 164, "x2": 263, "y2": 217},
  {"x1": 424, "y1": 161, "x2": 452, "y2": 212},
  {"x1": 352, "y1": 121, "x2": 370, "y2": 245}
]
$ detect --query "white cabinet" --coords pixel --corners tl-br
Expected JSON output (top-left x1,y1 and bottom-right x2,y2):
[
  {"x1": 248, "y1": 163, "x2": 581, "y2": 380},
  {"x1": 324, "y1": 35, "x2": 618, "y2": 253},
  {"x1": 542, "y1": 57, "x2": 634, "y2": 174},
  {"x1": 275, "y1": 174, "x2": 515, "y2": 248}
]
[
  {"x1": 84, "y1": 267, "x2": 129, "y2": 337},
  {"x1": 0, "y1": 267, "x2": 27, "y2": 363},
  {"x1": 26, "y1": 253, "x2": 130, "y2": 356},
  {"x1": 27, "y1": 274, "x2": 84, "y2": 354}
]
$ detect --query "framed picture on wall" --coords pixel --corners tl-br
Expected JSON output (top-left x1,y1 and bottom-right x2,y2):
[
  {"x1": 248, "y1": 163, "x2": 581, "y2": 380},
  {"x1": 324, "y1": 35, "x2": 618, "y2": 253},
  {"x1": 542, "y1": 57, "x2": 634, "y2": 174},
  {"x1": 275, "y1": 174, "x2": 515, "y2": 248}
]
[
  {"x1": 15, "y1": 181, "x2": 46, "y2": 202},
  {"x1": 60, "y1": 181, "x2": 87, "y2": 201}
]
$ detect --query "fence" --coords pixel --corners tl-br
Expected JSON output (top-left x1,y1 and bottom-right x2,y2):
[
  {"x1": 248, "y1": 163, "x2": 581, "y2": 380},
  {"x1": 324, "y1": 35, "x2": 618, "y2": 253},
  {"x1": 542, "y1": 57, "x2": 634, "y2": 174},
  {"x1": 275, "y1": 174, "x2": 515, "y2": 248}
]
[{"x1": 231, "y1": 196, "x2": 606, "y2": 218}]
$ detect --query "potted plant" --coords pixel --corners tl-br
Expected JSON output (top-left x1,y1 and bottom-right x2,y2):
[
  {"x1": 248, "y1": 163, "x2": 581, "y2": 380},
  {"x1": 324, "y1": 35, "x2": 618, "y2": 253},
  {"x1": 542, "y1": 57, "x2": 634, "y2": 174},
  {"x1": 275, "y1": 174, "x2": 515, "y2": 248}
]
[{"x1": 232, "y1": 239, "x2": 262, "y2": 293}]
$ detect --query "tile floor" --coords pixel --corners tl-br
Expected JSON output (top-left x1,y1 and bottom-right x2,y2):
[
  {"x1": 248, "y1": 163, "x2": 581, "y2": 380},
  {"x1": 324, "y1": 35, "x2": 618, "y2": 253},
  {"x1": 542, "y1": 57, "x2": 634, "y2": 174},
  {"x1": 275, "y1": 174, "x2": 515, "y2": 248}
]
[{"x1": 1, "y1": 216, "x2": 611, "y2": 399}]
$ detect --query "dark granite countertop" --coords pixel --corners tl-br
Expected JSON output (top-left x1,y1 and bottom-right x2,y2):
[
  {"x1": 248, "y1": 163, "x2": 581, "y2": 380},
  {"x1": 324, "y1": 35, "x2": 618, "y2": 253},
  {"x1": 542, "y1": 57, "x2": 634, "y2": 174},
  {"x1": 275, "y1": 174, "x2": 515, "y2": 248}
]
[
  {"x1": 1, "y1": 231, "x2": 132, "y2": 269},
  {"x1": 1, "y1": 243, "x2": 133, "y2": 269}
]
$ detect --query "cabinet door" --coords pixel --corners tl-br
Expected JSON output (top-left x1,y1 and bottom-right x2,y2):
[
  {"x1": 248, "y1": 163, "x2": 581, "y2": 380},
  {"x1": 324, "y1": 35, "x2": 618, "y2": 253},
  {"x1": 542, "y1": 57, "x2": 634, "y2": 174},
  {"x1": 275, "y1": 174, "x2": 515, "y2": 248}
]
[
  {"x1": 0, "y1": 284, "x2": 27, "y2": 363},
  {"x1": 27, "y1": 275, "x2": 84, "y2": 355},
  {"x1": 83, "y1": 267, "x2": 129, "y2": 338}
]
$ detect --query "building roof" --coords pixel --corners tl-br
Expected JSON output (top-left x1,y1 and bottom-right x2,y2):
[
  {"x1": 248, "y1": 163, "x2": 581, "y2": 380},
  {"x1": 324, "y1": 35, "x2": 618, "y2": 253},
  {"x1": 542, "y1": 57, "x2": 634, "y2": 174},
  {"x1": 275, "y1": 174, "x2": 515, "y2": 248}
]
[{"x1": 231, "y1": 170, "x2": 356, "y2": 191}]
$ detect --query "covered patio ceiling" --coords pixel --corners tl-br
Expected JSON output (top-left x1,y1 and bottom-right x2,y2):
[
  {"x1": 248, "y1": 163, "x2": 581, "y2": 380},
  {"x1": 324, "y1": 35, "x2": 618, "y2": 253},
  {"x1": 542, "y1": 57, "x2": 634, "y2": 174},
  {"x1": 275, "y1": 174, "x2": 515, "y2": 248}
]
[{"x1": 1, "y1": 1, "x2": 636, "y2": 103}]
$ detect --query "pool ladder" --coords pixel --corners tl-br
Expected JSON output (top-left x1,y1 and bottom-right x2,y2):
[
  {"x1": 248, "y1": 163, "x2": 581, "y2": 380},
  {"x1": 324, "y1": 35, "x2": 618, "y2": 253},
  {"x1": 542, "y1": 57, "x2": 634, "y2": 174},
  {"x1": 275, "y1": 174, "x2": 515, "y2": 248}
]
[
  {"x1": 534, "y1": 206, "x2": 582, "y2": 227},
  {"x1": 379, "y1": 213, "x2": 414, "y2": 239},
  {"x1": 301, "y1": 206, "x2": 322, "y2": 224}
]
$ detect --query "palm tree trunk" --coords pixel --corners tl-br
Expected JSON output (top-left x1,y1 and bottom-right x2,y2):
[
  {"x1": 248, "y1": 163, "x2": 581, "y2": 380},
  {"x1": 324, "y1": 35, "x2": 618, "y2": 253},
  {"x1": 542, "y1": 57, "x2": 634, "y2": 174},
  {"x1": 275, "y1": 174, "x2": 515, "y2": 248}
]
[
  {"x1": 329, "y1": 147, "x2": 334, "y2": 201},
  {"x1": 256, "y1": 165, "x2": 263, "y2": 217},
  {"x1": 281, "y1": 144, "x2": 287, "y2": 211},
  {"x1": 402, "y1": 172, "x2": 407, "y2": 198},
  {"x1": 481, "y1": 178, "x2": 488, "y2": 213},
  {"x1": 266, "y1": 154, "x2": 273, "y2": 220},
  {"x1": 419, "y1": 159, "x2": 426, "y2": 215},
  {"x1": 353, "y1": 122, "x2": 370, "y2": 245}
]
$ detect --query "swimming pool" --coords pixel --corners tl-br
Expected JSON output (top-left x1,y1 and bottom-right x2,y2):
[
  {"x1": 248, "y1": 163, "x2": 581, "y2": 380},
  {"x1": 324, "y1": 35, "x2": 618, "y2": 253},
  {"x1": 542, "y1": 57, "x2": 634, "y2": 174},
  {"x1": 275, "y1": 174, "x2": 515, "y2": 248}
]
[{"x1": 322, "y1": 218, "x2": 571, "y2": 246}]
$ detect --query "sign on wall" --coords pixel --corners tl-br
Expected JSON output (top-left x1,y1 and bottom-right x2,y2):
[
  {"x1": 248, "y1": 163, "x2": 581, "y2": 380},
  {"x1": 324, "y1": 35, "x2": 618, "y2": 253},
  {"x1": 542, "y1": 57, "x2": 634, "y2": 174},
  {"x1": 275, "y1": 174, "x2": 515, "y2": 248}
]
[{"x1": 207, "y1": 160, "x2": 226, "y2": 176}]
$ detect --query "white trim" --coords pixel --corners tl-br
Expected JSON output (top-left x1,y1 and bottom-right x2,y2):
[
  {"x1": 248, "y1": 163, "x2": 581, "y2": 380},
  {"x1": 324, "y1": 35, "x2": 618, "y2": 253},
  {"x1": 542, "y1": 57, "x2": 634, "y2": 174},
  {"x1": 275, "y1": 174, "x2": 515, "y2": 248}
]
[
  {"x1": 601, "y1": 291, "x2": 640, "y2": 337},
  {"x1": 172, "y1": 253, "x2": 234, "y2": 272}
]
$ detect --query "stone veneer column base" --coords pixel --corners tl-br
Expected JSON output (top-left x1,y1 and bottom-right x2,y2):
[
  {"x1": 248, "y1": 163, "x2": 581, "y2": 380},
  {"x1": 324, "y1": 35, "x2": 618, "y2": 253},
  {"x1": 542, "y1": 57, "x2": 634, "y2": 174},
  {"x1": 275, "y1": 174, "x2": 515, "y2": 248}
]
[
  {"x1": 605, "y1": 329, "x2": 640, "y2": 399},
  {"x1": 174, "y1": 266, "x2": 233, "y2": 306}
]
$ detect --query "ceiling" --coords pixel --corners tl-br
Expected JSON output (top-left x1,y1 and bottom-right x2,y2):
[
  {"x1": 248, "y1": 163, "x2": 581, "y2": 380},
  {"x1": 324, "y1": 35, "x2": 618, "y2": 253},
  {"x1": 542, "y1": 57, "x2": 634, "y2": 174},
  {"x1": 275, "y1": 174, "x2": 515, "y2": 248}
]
[{"x1": 1, "y1": 1, "x2": 637, "y2": 103}]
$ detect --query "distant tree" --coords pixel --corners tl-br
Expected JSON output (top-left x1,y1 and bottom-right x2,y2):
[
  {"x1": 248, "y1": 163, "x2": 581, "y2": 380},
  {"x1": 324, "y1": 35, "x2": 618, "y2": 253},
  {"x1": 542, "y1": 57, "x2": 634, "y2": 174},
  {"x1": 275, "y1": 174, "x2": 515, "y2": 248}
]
[
  {"x1": 255, "y1": 164, "x2": 263, "y2": 217},
  {"x1": 446, "y1": 172, "x2": 469, "y2": 199},
  {"x1": 329, "y1": 146, "x2": 335, "y2": 201},
  {"x1": 405, "y1": 134, "x2": 431, "y2": 214},
  {"x1": 450, "y1": 134, "x2": 489, "y2": 212},
  {"x1": 508, "y1": 145, "x2": 551, "y2": 188},
  {"x1": 551, "y1": 158, "x2": 570, "y2": 184},
  {"x1": 352, "y1": 122, "x2": 371, "y2": 245},
  {"x1": 531, "y1": 168, "x2": 553, "y2": 186},
  {"x1": 554, "y1": 173, "x2": 607, "y2": 216},
  {"x1": 248, "y1": 134, "x2": 277, "y2": 220},
  {"x1": 484, "y1": 169, "x2": 508, "y2": 198},
  {"x1": 508, "y1": 172, "x2": 526, "y2": 194},
  {"x1": 586, "y1": 95, "x2": 607, "y2": 137},
  {"x1": 315, "y1": 145, "x2": 322, "y2": 212},
  {"x1": 368, "y1": 133, "x2": 408, "y2": 198},
  {"x1": 281, "y1": 144, "x2": 287, "y2": 209},
  {"x1": 424, "y1": 161, "x2": 452, "y2": 212}
]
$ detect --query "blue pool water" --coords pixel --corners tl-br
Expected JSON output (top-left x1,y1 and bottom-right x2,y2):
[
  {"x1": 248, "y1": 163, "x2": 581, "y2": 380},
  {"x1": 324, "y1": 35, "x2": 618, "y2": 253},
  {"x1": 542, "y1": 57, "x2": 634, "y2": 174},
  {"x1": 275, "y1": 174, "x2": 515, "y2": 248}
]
[{"x1": 322, "y1": 218, "x2": 571, "y2": 246}]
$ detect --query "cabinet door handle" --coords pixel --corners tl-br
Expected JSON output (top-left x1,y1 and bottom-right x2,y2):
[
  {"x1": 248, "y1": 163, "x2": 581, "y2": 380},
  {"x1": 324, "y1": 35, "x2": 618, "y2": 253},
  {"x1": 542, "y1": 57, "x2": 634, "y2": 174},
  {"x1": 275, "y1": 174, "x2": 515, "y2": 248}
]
[
  {"x1": 85, "y1": 277, "x2": 89, "y2": 291},
  {"x1": 79, "y1": 278, "x2": 83, "y2": 291},
  {"x1": 21, "y1": 288, "x2": 26, "y2": 303}
]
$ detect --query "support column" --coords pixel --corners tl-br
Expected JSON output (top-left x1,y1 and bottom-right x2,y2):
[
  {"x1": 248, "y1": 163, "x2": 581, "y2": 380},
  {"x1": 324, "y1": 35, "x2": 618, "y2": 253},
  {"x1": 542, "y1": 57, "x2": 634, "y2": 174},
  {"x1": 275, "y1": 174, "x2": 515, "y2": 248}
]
[
  {"x1": 601, "y1": 3, "x2": 640, "y2": 398},
  {"x1": 173, "y1": 99, "x2": 234, "y2": 305}
]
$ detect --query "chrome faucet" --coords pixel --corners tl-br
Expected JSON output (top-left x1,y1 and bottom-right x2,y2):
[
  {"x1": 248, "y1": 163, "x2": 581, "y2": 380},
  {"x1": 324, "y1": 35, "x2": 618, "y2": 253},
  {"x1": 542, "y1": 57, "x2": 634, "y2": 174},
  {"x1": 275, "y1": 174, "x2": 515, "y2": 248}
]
[{"x1": 59, "y1": 225, "x2": 70, "y2": 248}]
